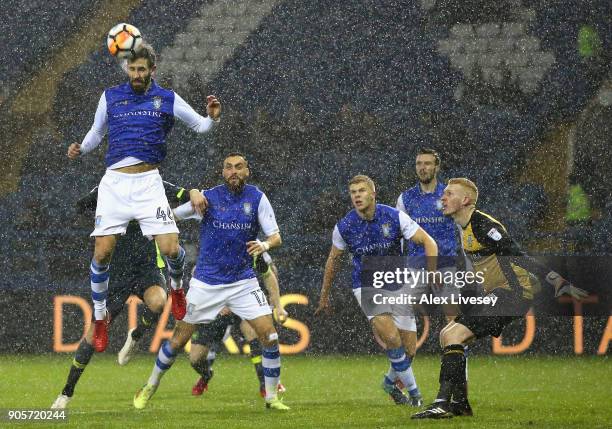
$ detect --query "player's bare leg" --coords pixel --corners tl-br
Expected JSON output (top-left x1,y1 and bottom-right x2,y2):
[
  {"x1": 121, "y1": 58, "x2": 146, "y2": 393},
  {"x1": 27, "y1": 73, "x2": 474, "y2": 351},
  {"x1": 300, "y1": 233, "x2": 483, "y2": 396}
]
[
  {"x1": 247, "y1": 315, "x2": 289, "y2": 410},
  {"x1": 190, "y1": 343, "x2": 214, "y2": 395},
  {"x1": 52, "y1": 312, "x2": 113, "y2": 409},
  {"x1": 399, "y1": 329, "x2": 417, "y2": 357},
  {"x1": 154, "y1": 232, "x2": 186, "y2": 320},
  {"x1": 90, "y1": 235, "x2": 117, "y2": 352}
]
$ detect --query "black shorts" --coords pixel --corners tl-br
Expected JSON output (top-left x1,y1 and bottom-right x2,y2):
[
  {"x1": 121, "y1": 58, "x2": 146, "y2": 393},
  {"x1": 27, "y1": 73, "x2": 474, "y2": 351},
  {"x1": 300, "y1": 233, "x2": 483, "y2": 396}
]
[
  {"x1": 454, "y1": 288, "x2": 532, "y2": 339},
  {"x1": 104, "y1": 264, "x2": 167, "y2": 321},
  {"x1": 191, "y1": 313, "x2": 242, "y2": 346}
]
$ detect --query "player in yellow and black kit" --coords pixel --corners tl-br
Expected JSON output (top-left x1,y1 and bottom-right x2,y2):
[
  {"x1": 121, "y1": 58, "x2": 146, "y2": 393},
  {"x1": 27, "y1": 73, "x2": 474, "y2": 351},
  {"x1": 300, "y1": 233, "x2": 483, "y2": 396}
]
[
  {"x1": 51, "y1": 181, "x2": 201, "y2": 409},
  {"x1": 412, "y1": 178, "x2": 588, "y2": 420}
]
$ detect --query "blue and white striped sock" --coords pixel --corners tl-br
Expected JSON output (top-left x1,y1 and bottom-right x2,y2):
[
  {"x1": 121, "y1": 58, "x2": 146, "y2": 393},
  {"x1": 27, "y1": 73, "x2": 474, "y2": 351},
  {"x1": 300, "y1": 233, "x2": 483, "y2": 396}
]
[
  {"x1": 165, "y1": 246, "x2": 185, "y2": 290},
  {"x1": 384, "y1": 367, "x2": 397, "y2": 387},
  {"x1": 387, "y1": 347, "x2": 419, "y2": 394},
  {"x1": 262, "y1": 343, "x2": 281, "y2": 400},
  {"x1": 148, "y1": 341, "x2": 177, "y2": 386},
  {"x1": 90, "y1": 260, "x2": 110, "y2": 321}
]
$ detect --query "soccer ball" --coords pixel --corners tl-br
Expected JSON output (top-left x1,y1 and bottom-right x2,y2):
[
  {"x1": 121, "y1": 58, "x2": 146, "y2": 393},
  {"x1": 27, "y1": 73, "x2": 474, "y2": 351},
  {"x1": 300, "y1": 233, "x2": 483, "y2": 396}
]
[{"x1": 107, "y1": 23, "x2": 142, "y2": 59}]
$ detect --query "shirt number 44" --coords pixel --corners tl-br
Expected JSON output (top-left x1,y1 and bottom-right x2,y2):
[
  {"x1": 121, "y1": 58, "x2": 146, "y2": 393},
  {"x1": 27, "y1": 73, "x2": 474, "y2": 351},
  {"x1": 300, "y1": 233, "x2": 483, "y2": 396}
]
[{"x1": 156, "y1": 206, "x2": 174, "y2": 224}]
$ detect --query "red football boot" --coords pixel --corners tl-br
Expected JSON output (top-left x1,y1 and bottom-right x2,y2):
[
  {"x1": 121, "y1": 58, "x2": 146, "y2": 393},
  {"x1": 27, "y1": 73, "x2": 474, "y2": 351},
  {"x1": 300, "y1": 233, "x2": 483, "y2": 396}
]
[
  {"x1": 192, "y1": 377, "x2": 208, "y2": 396},
  {"x1": 93, "y1": 316, "x2": 110, "y2": 352},
  {"x1": 170, "y1": 288, "x2": 187, "y2": 320}
]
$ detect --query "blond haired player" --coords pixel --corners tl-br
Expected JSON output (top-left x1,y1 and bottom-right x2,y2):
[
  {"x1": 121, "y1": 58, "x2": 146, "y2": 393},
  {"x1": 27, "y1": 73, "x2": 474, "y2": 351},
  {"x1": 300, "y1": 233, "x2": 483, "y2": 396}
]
[{"x1": 413, "y1": 178, "x2": 588, "y2": 419}]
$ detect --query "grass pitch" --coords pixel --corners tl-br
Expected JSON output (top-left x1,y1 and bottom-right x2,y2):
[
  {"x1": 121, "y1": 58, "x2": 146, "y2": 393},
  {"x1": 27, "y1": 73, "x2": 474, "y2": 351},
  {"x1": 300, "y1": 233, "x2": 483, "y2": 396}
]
[{"x1": 0, "y1": 353, "x2": 609, "y2": 428}]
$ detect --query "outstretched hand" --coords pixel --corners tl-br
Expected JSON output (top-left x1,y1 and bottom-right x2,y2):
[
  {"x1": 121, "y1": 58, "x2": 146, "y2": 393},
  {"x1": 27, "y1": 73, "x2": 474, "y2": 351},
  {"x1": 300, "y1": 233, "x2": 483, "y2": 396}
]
[
  {"x1": 67, "y1": 143, "x2": 81, "y2": 159},
  {"x1": 275, "y1": 306, "x2": 289, "y2": 324},
  {"x1": 246, "y1": 240, "x2": 269, "y2": 257},
  {"x1": 206, "y1": 95, "x2": 221, "y2": 121},
  {"x1": 548, "y1": 272, "x2": 588, "y2": 300},
  {"x1": 189, "y1": 189, "x2": 208, "y2": 216},
  {"x1": 554, "y1": 281, "x2": 589, "y2": 300}
]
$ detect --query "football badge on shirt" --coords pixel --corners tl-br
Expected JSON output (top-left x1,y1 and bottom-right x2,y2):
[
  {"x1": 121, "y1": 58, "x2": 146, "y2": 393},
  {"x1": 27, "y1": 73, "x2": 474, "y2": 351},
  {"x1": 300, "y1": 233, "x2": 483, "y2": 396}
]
[
  {"x1": 381, "y1": 223, "x2": 391, "y2": 237},
  {"x1": 243, "y1": 202, "x2": 252, "y2": 215},
  {"x1": 487, "y1": 227, "x2": 502, "y2": 241},
  {"x1": 152, "y1": 96, "x2": 162, "y2": 109},
  {"x1": 95, "y1": 216, "x2": 102, "y2": 226}
]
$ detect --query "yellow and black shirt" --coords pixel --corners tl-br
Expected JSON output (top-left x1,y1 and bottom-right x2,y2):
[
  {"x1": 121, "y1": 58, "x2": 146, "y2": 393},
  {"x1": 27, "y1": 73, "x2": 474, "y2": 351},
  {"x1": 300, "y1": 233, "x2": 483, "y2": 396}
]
[{"x1": 460, "y1": 210, "x2": 548, "y2": 300}]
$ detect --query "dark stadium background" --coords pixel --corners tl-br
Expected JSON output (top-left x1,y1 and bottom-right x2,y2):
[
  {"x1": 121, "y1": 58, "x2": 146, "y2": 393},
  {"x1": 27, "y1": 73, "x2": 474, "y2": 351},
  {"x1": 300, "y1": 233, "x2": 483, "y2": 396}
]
[{"x1": 0, "y1": 0, "x2": 610, "y2": 356}]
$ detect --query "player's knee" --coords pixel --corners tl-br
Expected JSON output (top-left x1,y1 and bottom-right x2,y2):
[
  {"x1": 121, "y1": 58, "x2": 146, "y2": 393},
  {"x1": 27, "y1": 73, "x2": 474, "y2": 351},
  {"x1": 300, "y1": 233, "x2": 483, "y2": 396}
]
[
  {"x1": 93, "y1": 249, "x2": 112, "y2": 265},
  {"x1": 260, "y1": 330, "x2": 278, "y2": 347},
  {"x1": 400, "y1": 329, "x2": 417, "y2": 352},
  {"x1": 167, "y1": 245, "x2": 180, "y2": 259},
  {"x1": 170, "y1": 331, "x2": 190, "y2": 350},
  {"x1": 386, "y1": 334, "x2": 402, "y2": 349},
  {"x1": 93, "y1": 238, "x2": 115, "y2": 264},
  {"x1": 240, "y1": 321, "x2": 257, "y2": 342},
  {"x1": 157, "y1": 240, "x2": 179, "y2": 258},
  {"x1": 189, "y1": 347, "x2": 207, "y2": 365},
  {"x1": 376, "y1": 326, "x2": 401, "y2": 348},
  {"x1": 169, "y1": 337, "x2": 185, "y2": 351},
  {"x1": 170, "y1": 322, "x2": 194, "y2": 349},
  {"x1": 404, "y1": 344, "x2": 417, "y2": 358}
]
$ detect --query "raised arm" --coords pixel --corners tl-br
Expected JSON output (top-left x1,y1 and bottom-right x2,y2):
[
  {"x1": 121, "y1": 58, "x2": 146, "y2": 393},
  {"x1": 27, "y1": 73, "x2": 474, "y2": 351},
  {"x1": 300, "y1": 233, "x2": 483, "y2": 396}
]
[
  {"x1": 478, "y1": 221, "x2": 587, "y2": 299},
  {"x1": 316, "y1": 244, "x2": 345, "y2": 316},
  {"x1": 409, "y1": 228, "x2": 439, "y2": 272},
  {"x1": 163, "y1": 181, "x2": 208, "y2": 216},
  {"x1": 173, "y1": 93, "x2": 221, "y2": 133},
  {"x1": 173, "y1": 198, "x2": 203, "y2": 221}
]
